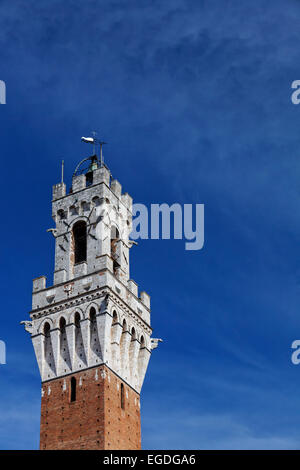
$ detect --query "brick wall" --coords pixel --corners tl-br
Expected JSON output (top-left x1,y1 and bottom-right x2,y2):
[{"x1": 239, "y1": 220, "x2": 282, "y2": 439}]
[{"x1": 40, "y1": 365, "x2": 141, "y2": 450}]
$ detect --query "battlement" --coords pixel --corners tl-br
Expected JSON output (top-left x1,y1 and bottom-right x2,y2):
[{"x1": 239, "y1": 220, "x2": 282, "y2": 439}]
[
  {"x1": 32, "y1": 273, "x2": 150, "y2": 323},
  {"x1": 52, "y1": 163, "x2": 132, "y2": 212}
]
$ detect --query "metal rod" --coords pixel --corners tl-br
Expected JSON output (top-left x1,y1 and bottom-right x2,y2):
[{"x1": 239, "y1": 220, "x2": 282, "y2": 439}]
[
  {"x1": 100, "y1": 143, "x2": 103, "y2": 166},
  {"x1": 61, "y1": 160, "x2": 64, "y2": 183}
]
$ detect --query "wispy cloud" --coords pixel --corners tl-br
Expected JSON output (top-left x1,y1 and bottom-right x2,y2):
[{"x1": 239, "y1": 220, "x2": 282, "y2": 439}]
[{"x1": 1, "y1": 0, "x2": 300, "y2": 450}]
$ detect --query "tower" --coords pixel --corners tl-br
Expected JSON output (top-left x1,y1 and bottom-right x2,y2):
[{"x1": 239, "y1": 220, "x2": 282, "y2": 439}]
[{"x1": 22, "y1": 151, "x2": 159, "y2": 450}]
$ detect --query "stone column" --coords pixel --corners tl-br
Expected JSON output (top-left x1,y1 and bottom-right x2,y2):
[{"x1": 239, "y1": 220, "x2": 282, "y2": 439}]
[
  {"x1": 65, "y1": 322, "x2": 76, "y2": 371},
  {"x1": 80, "y1": 318, "x2": 91, "y2": 367},
  {"x1": 32, "y1": 333, "x2": 44, "y2": 379}
]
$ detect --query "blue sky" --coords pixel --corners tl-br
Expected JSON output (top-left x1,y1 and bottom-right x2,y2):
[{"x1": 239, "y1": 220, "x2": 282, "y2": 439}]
[{"x1": 1, "y1": 0, "x2": 300, "y2": 449}]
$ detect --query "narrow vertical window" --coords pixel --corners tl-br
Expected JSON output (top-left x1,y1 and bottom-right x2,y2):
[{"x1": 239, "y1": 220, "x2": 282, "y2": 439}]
[
  {"x1": 121, "y1": 383, "x2": 125, "y2": 410},
  {"x1": 70, "y1": 377, "x2": 76, "y2": 402},
  {"x1": 44, "y1": 322, "x2": 51, "y2": 360},
  {"x1": 73, "y1": 221, "x2": 87, "y2": 264},
  {"x1": 110, "y1": 226, "x2": 120, "y2": 275},
  {"x1": 74, "y1": 312, "x2": 80, "y2": 328},
  {"x1": 59, "y1": 317, "x2": 66, "y2": 334},
  {"x1": 90, "y1": 307, "x2": 96, "y2": 323}
]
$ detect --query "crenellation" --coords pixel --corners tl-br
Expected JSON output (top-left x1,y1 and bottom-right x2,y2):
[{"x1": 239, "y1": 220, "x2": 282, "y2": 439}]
[
  {"x1": 54, "y1": 269, "x2": 66, "y2": 285},
  {"x1": 110, "y1": 179, "x2": 122, "y2": 198},
  {"x1": 33, "y1": 276, "x2": 47, "y2": 292},
  {"x1": 52, "y1": 182, "x2": 66, "y2": 201},
  {"x1": 128, "y1": 279, "x2": 138, "y2": 297},
  {"x1": 121, "y1": 192, "x2": 132, "y2": 211},
  {"x1": 140, "y1": 291, "x2": 150, "y2": 309},
  {"x1": 93, "y1": 165, "x2": 110, "y2": 186},
  {"x1": 72, "y1": 174, "x2": 86, "y2": 192}
]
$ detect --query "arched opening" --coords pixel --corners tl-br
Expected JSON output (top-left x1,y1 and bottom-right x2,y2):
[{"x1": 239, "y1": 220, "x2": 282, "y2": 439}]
[
  {"x1": 43, "y1": 322, "x2": 53, "y2": 373},
  {"x1": 74, "y1": 312, "x2": 81, "y2": 328},
  {"x1": 110, "y1": 311, "x2": 118, "y2": 342},
  {"x1": 74, "y1": 312, "x2": 86, "y2": 367},
  {"x1": 59, "y1": 317, "x2": 66, "y2": 333},
  {"x1": 89, "y1": 307, "x2": 101, "y2": 362},
  {"x1": 59, "y1": 317, "x2": 66, "y2": 352},
  {"x1": 120, "y1": 383, "x2": 125, "y2": 410},
  {"x1": 73, "y1": 221, "x2": 87, "y2": 264},
  {"x1": 112, "y1": 311, "x2": 118, "y2": 326},
  {"x1": 57, "y1": 209, "x2": 66, "y2": 220},
  {"x1": 44, "y1": 322, "x2": 50, "y2": 337},
  {"x1": 92, "y1": 196, "x2": 101, "y2": 207},
  {"x1": 59, "y1": 317, "x2": 70, "y2": 372},
  {"x1": 110, "y1": 226, "x2": 120, "y2": 275},
  {"x1": 138, "y1": 335, "x2": 145, "y2": 378},
  {"x1": 90, "y1": 307, "x2": 97, "y2": 343},
  {"x1": 131, "y1": 327, "x2": 136, "y2": 341},
  {"x1": 70, "y1": 377, "x2": 76, "y2": 402},
  {"x1": 90, "y1": 307, "x2": 96, "y2": 323}
]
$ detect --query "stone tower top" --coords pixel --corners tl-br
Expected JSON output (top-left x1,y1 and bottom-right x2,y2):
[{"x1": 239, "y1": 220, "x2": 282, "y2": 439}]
[
  {"x1": 23, "y1": 150, "x2": 158, "y2": 393},
  {"x1": 50, "y1": 154, "x2": 134, "y2": 288}
]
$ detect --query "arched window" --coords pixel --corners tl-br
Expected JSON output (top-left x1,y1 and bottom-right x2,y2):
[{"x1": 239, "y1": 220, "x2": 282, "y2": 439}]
[
  {"x1": 110, "y1": 311, "x2": 118, "y2": 343},
  {"x1": 90, "y1": 307, "x2": 96, "y2": 323},
  {"x1": 59, "y1": 317, "x2": 66, "y2": 333},
  {"x1": 112, "y1": 311, "x2": 118, "y2": 326},
  {"x1": 110, "y1": 311, "x2": 119, "y2": 369},
  {"x1": 90, "y1": 307, "x2": 96, "y2": 344},
  {"x1": 131, "y1": 327, "x2": 136, "y2": 341},
  {"x1": 74, "y1": 312, "x2": 81, "y2": 328},
  {"x1": 70, "y1": 377, "x2": 76, "y2": 402},
  {"x1": 138, "y1": 335, "x2": 145, "y2": 376},
  {"x1": 120, "y1": 383, "x2": 125, "y2": 410},
  {"x1": 110, "y1": 226, "x2": 120, "y2": 274},
  {"x1": 57, "y1": 209, "x2": 66, "y2": 220},
  {"x1": 43, "y1": 322, "x2": 52, "y2": 371},
  {"x1": 44, "y1": 322, "x2": 50, "y2": 337},
  {"x1": 73, "y1": 221, "x2": 87, "y2": 264},
  {"x1": 59, "y1": 317, "x2": 66, "y2": 353}
]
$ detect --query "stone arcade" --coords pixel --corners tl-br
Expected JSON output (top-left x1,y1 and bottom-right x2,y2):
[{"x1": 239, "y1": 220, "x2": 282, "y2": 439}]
[{"x1": 22, "y1": 152, "x2": 160, "y2": 449}]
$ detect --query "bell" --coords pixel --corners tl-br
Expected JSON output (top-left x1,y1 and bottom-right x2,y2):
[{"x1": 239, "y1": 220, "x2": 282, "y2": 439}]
[{"x1": 87, "y1": 155, "x2": 98, "y2": 172}]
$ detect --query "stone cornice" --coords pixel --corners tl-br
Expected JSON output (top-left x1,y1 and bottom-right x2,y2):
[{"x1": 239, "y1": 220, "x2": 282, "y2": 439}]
[{"x1": 30, "y1": 285, "x2": 152, "y2": 334}]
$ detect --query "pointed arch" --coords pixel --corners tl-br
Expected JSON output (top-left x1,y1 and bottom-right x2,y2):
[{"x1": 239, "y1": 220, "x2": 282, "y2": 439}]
[
  {"x1": 110, "y1": 225, "x2": 120, "y2": 275},
  {"x1": 110, "y1": 310, "x2": 120, "y2": 371},
  {"x1": 72, "y1": 221, "x2": 87, "y2": 264},
  {"x1": 73, "y1": 311, "x2": 87, "y2": 368},
  {"x1": 38, "y1": 317, "x2": 54, "y2": 334},
  {"x1": 59, "y1": 316, "x2": 70, "y2": 373},
  {"x1": 74, "y1": 312, "x2": 81, "y2": 327},
  {"x1": 43, "y1": 321, "x2": 55, "y2": 375},
  {"x1": 44, "y1": 322, "x2": 50, "y2": 337},
  {"x1": 89, "y1": 305, "x2": 102, "y2": 364}
]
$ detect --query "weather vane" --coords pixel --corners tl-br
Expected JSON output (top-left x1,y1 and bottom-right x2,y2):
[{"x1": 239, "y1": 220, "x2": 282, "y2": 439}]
[{"x1": 81, "y1": 131, "x2": 107, "y2": 166}]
